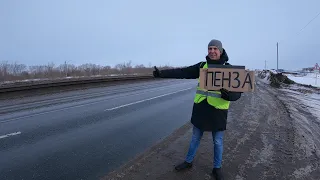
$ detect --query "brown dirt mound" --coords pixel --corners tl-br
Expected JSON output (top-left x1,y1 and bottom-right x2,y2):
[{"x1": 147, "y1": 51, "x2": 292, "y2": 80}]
[{"x1": 270, "y1": 72, "x2": 295, "y2": 88}]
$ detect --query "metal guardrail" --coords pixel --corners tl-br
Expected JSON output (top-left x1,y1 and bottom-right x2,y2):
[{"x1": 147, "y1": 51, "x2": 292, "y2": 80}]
[{"x1": 0, "y1": 74, "x2": 154, "y2": 93}]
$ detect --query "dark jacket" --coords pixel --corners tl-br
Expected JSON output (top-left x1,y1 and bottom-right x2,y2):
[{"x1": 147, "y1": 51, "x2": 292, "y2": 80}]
[{"x1": 154, "y1": 49, "x2": 241, "y2": 132}]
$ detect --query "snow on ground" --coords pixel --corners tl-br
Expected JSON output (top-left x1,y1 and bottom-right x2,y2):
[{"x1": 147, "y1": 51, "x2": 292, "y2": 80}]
[
  {"x1": 281, "y1": 87, "x2": 320, "y2": 123},
  {"x1": 300, "y1": 93, "x2": 320, "y2": 119},
  {"x1": 286, "y1": 73, "x2": 320, "y2": 87},
  {"x1": 0, "y1": 74, "x2": 142, "y2": 86},
  {"x1": 261, "y1": 72, "x2": 271, "y2": 84},
  {"x1": 257, "y1": 71, "x2": 271, "y2": 85},
  {"x1": 277, "y1": 85, "x2": 320, "y2": 178},
  {"x1": 257, "y1": 70, "x2": 320, "y2": 175},
  {"x1": 278, "y1": 84, "x2": 320, "y2": 162},
  {"x1": 269, "y1": 69, "x2": 278, "y2": 74}
]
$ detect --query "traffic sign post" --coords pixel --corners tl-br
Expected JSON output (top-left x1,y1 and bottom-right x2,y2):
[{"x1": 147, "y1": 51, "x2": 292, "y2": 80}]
[{"x1": 314, "y1": 63, "x2": 319, "y2": 86}]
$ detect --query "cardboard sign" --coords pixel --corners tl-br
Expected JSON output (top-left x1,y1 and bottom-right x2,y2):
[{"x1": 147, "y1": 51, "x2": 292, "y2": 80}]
[{"x1": 199, "y1": 67, "x2": 255, "y2": 92}]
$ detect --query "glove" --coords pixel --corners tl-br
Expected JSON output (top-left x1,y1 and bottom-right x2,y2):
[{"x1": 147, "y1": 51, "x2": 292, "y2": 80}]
[
  {"x1": 220, "y1": 88, "x2": 229, "y2": 100},
  {"x1": 153, "y1": 66, "x2": 160, "y2": 78}
]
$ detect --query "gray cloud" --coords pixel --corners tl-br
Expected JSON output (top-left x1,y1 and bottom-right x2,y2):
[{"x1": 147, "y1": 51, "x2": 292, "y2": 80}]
[{"x1": 0, "y1": 0, "x2": 319, "y2": 70}]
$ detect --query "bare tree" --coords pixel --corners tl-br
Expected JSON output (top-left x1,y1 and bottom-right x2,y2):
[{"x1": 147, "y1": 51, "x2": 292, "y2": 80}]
[
  {"x1": 8, "y1": 62, "x2": 27, "y2": 76},
  {"x1": 0, "y1": 61, "x2": 178, "y2": 83},
  {"x1": 0, "y1": 61, "x2": 9, "y2": 81},
  {"x1": 46, "y1": 62, "x2": 55, "y2": 78}
]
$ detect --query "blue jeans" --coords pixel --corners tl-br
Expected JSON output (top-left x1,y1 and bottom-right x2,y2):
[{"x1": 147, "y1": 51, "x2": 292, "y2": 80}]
[{"x1": 185, "y1": 125, "x2": 224, "y2": 168}]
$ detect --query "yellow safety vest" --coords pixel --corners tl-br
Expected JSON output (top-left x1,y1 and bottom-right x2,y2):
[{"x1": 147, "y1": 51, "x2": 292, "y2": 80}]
[{"x1": 194, "y1": 62, "x2": 230, "y2": 110}]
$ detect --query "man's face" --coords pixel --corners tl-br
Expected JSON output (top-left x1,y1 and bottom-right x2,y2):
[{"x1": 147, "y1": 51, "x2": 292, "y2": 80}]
[{"x1": 208, "y1": 46, "x2": 222, "y2": 60}]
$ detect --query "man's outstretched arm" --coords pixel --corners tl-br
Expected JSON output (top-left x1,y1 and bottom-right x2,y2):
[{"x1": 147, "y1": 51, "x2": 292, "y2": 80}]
[{"x1": 153, "y1": 62, "x2": 203, "y2": 79}]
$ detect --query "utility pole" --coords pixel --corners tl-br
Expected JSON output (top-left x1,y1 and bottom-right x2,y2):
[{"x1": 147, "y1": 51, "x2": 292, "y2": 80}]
[
  {"x1": 265, "y1": 60, "x2": 267, "y2": 70},
  {"x1": 277, "y1": 42, "x2": 279, "y2": 70}
]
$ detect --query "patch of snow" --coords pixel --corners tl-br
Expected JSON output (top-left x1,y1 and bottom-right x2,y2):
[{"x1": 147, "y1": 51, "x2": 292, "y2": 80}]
[
  {"x1": 0, "y1": 78, "x2": 45, "y2": 85},
  {"x1": 279, "y1": 85, "x2": 320, "y2": 159},
  {"x1": 269, "y1": 69, "x2": 278, "y2": 74},
  {"x1": 109, "y1": 74, "x2": 121, "y2": 76},
  {"x1": 21, "y1": 78, "x2": 44, "y2": 82},
  {"x1": 235, "y1": 175, "x2": 244, "y2": 180},
  {"x1": 261, "y1": 72, "x2": 271, "y2": 84},
  {"x1": 252, "y1": 134, "x2": 273, "y2": 167},
  {"x1": 257, "y1": 71, "x2": 271, "y2": 84},
  {"x1": 292, "y1": 165, "x2": 314, "y2": 179},
  {"x1": 297, "y1": 93, "x2": 320, "y2": 121},
  {"x1": 287, "y1": 73, "x2": 320, "y2": 87},
  {"x1": 0, "y1": 73, "x2": 146, "y2": 86},
  {"x1": 281, "y1": 87, "x2": 320, "y2": 124}
]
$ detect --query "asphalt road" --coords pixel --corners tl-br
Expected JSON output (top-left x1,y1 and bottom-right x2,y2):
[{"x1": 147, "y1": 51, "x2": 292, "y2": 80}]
[{"x1": 0, "y1": 79, "x2": 198, "y2": 180}]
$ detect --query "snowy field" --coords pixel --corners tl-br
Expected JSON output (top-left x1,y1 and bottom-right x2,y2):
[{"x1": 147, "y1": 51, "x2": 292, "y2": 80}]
[{"x1": 286, "y1": 73, "x2": 320, "y2": 88}]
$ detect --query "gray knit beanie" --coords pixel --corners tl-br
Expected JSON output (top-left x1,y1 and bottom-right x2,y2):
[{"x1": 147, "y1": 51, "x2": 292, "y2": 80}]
[{"x1": 208, "y1": 39, "x2": 223, "y2": 53}]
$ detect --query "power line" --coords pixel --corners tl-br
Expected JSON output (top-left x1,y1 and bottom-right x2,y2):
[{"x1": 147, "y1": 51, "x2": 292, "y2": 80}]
[
  {"x1": 276, "y1": 11, "x2": 320, "y2": 70},
  {"x1": 279, "y1": 11, "x2": 320, "y2": 44},
  {"x1": 296, "y1": 11, "x2": 320, "y2": 36}
]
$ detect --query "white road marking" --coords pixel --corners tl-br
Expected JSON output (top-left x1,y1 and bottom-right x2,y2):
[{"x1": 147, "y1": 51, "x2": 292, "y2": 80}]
[
  {"x1": 0, "y1": 131, "x2": 22, "y2": 139},
  {"x1": 105, "y1": 87, "x2": 193, "y2": 111}
]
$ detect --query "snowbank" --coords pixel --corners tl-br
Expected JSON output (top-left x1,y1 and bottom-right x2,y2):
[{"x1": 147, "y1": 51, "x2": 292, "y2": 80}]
[
  {"x1": 257, "y1": 70, "x2": 295, "y2": 88},
  {"x1": 260, "y1": 72, "x2": 271, "y2": 84},
  {"x1": 286, "y1": 73, "x2": 320, "y2": 88},
  {"x1": 270, "y1": 69, "x2": 278, "y2": 74}
]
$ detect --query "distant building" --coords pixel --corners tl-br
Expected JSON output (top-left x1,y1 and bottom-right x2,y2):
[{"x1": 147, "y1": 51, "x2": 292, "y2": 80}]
[
  {"x1": 277, "y1": 69, "x2": 285, "y2": 73},
  {"x1": 302, "y1": 67, "x2": 314, "y2": 72},
  {"x1": 301, "y1": 63, "x2": 319, "y2": 72}
]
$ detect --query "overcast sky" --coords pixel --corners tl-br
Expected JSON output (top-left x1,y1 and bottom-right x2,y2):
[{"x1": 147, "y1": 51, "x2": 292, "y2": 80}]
[{"x1": 1, "y1": 0, "x2": 319, "y2": 70}]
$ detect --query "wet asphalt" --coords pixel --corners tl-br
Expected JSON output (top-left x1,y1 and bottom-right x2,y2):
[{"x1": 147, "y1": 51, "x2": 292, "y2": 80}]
[{"x1": 0, "y1": 79, "x2": 197, "y2": 180}]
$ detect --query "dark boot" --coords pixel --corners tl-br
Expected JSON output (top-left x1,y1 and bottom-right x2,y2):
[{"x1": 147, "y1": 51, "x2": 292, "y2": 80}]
[
  {"x1": 212, "y1": 168, "x2": 224, "y2": 180},
  {"x1": 174, "y1": 161, "x2": 192, "y2": 171}
]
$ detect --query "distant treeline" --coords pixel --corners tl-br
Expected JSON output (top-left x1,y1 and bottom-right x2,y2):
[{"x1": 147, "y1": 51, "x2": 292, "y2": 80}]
[{"x1": 0, "y1": 61, "x2": 177, "y2": 82}]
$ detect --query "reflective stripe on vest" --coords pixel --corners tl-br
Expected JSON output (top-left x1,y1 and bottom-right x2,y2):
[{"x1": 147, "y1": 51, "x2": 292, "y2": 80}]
[{"x1": 196, "y1": 89, "x2": 221, "y2": 98}]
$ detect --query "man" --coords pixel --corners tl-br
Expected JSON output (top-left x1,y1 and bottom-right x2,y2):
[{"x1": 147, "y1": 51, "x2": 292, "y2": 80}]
[{"x1": 153, "y1": 39, "x2": 242, "y2": 180}]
